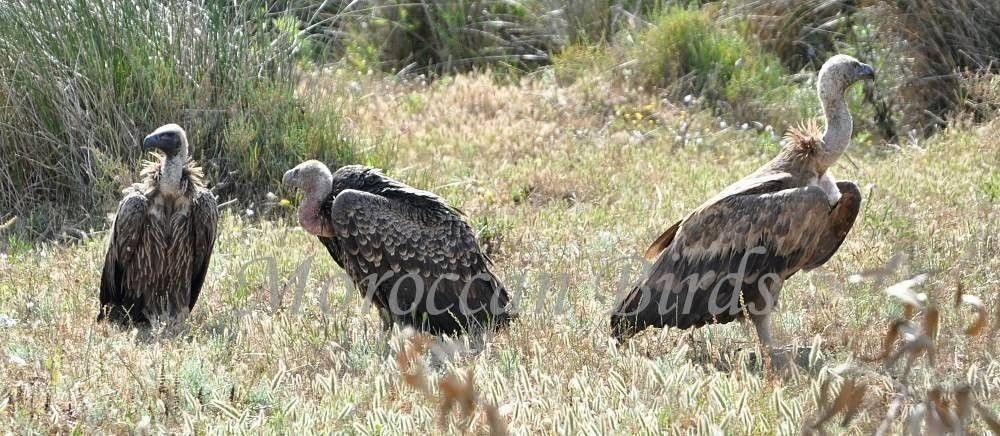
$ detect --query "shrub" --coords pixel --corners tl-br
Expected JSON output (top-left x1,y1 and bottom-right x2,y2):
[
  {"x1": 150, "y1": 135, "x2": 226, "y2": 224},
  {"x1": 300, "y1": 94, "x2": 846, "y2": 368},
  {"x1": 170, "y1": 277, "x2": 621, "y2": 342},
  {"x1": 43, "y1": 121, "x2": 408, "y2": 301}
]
[
  {"x1": 877, "y1": 0, "x2": 1000, "y2": 131},
  {"x1": 0, "y1": 0, "x2": 365, "y2": 237},
  {"x1": 297, "y1": 0, "x2": 561, "y2": 75},
  {"x1": 631, "y1": 6, "x2": 787, "y2": 120},
  {"x1": 736, "y1": 0, "x2": 858, "y2": 72},
  {"x1": 738, "y1": 0, "x2": 1000, "y2": 133},
  {"x1": 541, "y1": 0, "x2": 666, "y2": 45}
]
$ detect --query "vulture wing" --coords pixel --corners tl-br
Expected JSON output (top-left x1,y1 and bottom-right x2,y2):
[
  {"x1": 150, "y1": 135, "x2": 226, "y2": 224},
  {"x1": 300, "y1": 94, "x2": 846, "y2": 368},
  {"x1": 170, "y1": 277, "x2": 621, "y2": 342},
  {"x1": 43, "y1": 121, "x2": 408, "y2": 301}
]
[
  {"x1": 188, "y1": 188, "x2": 218, "y2": 310},
  {"x1": 612, "y1": 174, "x2": 860, "y2": 337},
  {"x1": 327, "y1": 189, "x2": 510, "y2": 334},
  {"x1": 98, "y1": 188, "x2": 149, "y2": 322}
]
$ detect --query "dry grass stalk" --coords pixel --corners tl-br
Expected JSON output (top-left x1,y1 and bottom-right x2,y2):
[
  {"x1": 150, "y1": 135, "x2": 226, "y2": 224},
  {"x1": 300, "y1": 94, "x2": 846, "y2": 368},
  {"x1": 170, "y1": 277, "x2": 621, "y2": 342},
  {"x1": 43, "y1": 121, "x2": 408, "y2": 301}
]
[
  {"x1": 396, "y1": 336, "x2": 508, "y2": 435},
  {"x1": 0, "y1": 216, "x2": 16, "y2": 233},
  {"x1": 959, "y1": 295, "x2": 989, "y2": 337}
]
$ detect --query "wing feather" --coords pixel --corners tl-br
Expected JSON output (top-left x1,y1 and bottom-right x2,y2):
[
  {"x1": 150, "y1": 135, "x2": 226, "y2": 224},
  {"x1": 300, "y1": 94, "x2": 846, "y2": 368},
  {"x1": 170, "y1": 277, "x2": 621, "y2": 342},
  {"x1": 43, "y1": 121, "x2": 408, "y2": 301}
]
[
  {"x1": 188, "y1": 187, "x2": 218, "y2": 310},
  {"x1": 613, "y1": 175, "x2": 840, "y2": 337},
  {"x1": 98, "y1": 188, "x2": 148, "y2": 322},
  {"x1": 327, "y1": 189, "x2": 510, "y2": 334}
]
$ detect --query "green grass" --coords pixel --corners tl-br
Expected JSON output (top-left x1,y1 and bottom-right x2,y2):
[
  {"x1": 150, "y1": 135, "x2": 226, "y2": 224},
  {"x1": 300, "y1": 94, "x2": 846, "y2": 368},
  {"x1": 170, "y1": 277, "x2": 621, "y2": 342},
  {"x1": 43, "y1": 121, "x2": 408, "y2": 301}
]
[
  {"x1": 632, "y1": 7, "x2": 786, "y2": 113},
  {"x1": 1, "y1": 72, "x2": 997, "y2": 433},
  {"x1": 0, "y1": 0, "x2": 370, "y2": 237}
]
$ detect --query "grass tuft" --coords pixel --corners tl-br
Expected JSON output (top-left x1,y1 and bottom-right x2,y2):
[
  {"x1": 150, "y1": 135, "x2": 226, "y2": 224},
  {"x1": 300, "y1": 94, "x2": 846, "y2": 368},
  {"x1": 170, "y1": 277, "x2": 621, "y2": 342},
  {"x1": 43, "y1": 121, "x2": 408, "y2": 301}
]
[{"x1": 0, "y1": 0, "x2": 370, "y2": 237}]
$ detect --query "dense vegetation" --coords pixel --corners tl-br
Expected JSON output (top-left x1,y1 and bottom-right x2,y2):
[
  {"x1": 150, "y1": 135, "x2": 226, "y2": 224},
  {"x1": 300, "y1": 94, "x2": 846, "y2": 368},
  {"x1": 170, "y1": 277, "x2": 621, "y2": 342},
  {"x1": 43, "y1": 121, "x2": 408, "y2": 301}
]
[
  {"x1": 1, "y1": 0, "x2": 997, "y2": 432},
  {"x1": 2, "y1": 0, "x2": 997, "y2": 237},
  {"x1": 0, "y1": 0, "x2": 370, "y2": 238}
]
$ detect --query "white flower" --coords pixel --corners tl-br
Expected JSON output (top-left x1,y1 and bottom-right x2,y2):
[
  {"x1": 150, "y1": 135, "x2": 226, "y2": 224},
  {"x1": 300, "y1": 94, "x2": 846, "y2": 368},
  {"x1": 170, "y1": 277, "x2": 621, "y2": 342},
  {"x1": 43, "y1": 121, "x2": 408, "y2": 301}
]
[{"x1": 0, "y1": 314, "x2": 17, "y2": 328}]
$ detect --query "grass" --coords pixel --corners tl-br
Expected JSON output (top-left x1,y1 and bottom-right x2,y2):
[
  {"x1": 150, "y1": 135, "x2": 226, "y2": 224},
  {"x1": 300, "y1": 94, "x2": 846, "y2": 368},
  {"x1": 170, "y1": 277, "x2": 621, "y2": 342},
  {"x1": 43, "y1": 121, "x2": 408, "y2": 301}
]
[
  {"x1": 2, "y1": 70, "x2": 998, "y2": 432},
  {"x1": 0, "y1": 0, "x2": 368, "y2": 238},
  {"x1": 631, "y1": 7, "x2": 786, "y2": 111}
]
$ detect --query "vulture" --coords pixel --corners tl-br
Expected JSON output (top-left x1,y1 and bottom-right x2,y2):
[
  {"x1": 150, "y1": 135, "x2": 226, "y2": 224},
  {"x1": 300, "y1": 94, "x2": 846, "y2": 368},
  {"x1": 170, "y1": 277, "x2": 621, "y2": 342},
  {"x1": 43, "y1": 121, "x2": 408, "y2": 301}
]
[
  {"x1": 98, "y1": 124, "x2": 218, "y2": 325},
  {"x1": 610, "y1": 55, "x2": 874, "y2": 362},
  {"x1": 283, "y1": 161, "x2": 513, "y2": 335}
]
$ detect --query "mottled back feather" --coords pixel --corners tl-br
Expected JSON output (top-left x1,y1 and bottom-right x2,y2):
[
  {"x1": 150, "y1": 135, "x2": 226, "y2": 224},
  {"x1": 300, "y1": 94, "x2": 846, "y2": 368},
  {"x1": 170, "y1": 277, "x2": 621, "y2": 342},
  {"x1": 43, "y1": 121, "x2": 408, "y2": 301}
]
[{"x1": 317, "y1": 165, "x2": 511, "y2": 335}]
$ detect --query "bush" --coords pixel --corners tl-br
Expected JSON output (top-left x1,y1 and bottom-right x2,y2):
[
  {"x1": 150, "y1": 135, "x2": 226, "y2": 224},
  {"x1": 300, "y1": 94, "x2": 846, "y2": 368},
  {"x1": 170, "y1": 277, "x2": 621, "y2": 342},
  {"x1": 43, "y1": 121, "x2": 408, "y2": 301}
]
[
  {"x1": 738, "y1": 0, "x2": 1000, "y2": 133},
  {"x1": 631, "y1": 6, "x2": 787, "y2": 119},
  {"x1": 0, "y1": 0, "x2": 365, "y2": 237},
  {"x1": 737, "y1": 0, "x2": 858, "y2": 72},
  {"x1": 294, "y1": 0, "x2": 561, "y2": 75},
  {"x1": 878, "y1": 0, "x2": 1000, "y2": 130}
]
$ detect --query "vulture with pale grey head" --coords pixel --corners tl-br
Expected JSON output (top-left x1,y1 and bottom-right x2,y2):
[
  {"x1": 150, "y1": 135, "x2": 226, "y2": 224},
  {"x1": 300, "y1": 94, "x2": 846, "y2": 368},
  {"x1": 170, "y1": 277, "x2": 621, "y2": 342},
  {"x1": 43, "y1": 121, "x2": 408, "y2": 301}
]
[
  {"x1": 98, "y1": 124, "x2": 218, "y2": 325},
  {"x1": 610, "y1": 55, "x2": 874, "y2": 363},
  {"x1": 283, "y1": 161, "x2": 513, "y2": 335}
]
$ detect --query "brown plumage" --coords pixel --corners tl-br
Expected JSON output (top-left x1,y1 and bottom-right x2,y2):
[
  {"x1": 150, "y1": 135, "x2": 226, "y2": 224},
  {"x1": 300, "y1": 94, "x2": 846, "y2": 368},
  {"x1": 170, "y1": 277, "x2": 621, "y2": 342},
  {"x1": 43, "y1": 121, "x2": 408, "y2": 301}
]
[
  {"x1": 783, "y1": 119, "x2": 824, "y2": 155},
  {"x1": 99, "y1": 124, "x2": 218, "y2": 325},
  {"x1": 611, "y1": 55, "x2": 875, "y2": 363},
  {"x1": 283, "y1": 161, "x2": 513, "y2": 335}
]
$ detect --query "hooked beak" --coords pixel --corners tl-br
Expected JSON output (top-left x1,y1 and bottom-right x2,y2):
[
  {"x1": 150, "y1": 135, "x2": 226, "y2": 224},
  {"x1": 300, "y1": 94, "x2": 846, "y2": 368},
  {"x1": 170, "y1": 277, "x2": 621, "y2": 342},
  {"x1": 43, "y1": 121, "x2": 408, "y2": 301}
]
[
  {"x1": 858, "y1": 63, "x2": 876, "y2": 81},
  {"x1": 142, "y1": 131, "x2": 181, "y2": 154},
  {"x1": 141, "y1": 133, "x2": 157, "y2": 152}
]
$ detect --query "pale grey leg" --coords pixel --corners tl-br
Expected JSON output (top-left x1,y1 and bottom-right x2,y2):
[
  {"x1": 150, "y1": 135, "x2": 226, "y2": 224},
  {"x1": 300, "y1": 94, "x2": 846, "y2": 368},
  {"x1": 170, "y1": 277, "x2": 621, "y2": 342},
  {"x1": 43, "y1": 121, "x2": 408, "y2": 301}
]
[{"x1": 750, "y1": 311, "x2": 791, "y2": 370}]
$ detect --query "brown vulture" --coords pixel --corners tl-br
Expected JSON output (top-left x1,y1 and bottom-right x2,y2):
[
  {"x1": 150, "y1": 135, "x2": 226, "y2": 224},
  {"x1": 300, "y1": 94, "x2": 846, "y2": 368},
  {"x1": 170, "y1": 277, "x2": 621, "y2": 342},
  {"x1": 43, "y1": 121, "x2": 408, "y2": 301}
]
[
  {"x1": 283, "y1": 161, "x2": 513, "y2": 335},
  {"x1": 98, "y1": 124, "x2": 218, "y2": 325},
  {"x1": 610, "y1": 55, "x2": 874, "y2": 362}
]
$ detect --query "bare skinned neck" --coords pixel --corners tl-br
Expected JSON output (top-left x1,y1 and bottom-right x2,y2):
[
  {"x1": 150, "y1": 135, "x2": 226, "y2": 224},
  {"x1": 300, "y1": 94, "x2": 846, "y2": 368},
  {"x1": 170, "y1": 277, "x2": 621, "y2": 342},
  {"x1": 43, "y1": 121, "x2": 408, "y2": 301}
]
[
  {"x1": 817, "y1": 87, "x2": 852, "y2": 173},
  {"x1": 299, "y1": 186, "x2": 334, "y2": 237},
  {"x1": 159, "y1": 149, "x2": 188, "y2": 196}
]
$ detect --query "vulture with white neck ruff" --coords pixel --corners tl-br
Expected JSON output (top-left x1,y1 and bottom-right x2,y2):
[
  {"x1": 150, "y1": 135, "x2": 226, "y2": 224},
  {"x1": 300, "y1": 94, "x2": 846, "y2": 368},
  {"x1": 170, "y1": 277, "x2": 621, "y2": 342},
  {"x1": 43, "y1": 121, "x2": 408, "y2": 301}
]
[
  {"x1": 98, "y1": 124, "x2": 218, "y2": 325},
  {"x1": 283, "y1": 161, "x2": 513, "y2": 335},
  {"x1": 610, "y1": 55, "x2": 873, "y2": 362}
]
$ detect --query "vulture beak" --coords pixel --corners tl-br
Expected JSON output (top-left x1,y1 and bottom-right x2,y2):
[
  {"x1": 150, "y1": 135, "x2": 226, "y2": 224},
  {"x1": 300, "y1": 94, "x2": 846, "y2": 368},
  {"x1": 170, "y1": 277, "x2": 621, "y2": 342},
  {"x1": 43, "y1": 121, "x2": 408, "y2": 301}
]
[
  {"x1": 857, "y1": 62, "x2": 876, "y2": 81},
  {"x1": 141, "y1": 133, "x2": 158, "y2": 152},
  {"x1": 142, "y1": 124, "x2": 184, "y2": 154}
]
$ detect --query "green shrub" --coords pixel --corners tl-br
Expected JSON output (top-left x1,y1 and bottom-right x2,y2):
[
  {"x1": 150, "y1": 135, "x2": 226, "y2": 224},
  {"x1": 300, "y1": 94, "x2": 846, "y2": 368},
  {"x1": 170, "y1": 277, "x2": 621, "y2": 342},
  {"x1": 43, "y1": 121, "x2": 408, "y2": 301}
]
[
  {"x1": 631, "y1": 6, "x2": 787, "y2": 119},
  {"x1": 0, "y1": 0, "x2": 366, "y2": 237}
]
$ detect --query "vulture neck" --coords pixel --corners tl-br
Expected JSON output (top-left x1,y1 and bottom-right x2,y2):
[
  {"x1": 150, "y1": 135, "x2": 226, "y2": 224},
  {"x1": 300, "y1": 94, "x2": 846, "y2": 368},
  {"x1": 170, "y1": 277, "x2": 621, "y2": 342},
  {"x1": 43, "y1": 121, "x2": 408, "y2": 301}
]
[
  {"x1": 300, "y1": 184, "x2": 334, "y2": 237},
  {"x1": 816, "y1": 85, "x2": 852, "y2": 174},
  {"x1": 159, "y1": 150, "x2": 188, "y2": 197}
]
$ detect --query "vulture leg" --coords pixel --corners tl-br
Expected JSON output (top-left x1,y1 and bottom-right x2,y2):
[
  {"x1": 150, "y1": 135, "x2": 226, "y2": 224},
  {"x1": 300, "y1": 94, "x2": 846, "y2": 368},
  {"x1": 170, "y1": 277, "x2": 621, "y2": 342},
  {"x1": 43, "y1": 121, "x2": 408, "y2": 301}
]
[
  {"x1": 803, "y1": 181, "x2": 862, "y2": 269},
  {"x1": 747, "y1": 280, "x2": 790, "y2": 369},
  {"x1": 750, "y1": 311, "x2": 791, "y2": 370}
]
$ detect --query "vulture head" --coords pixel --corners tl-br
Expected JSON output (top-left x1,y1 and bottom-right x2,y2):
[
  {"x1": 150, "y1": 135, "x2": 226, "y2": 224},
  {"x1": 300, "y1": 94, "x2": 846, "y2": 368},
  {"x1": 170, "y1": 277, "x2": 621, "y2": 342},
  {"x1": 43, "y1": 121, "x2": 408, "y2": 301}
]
[
  {"x1": 817, "y1": 54, "x2": 875, "y2": 101},
  {"x1": 283, "y1": 160, "x2": 334, "y2": 199},
  {"x1": 143, "y1": 124, "x2": 189, "y2": 157}
]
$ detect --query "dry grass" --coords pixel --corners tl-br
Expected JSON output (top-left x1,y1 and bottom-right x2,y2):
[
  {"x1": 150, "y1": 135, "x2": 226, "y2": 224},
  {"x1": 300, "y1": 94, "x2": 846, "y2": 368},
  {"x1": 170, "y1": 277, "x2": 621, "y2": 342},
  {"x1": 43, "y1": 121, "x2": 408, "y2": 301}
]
[{"x1": 1, "y1": 71, "x2": 998, "y2": 433}]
